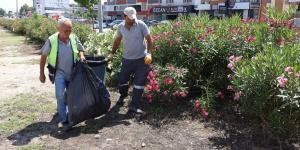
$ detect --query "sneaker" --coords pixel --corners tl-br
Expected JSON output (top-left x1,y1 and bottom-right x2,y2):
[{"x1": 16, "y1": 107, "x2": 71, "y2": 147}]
[
  {"x1": 58, "y1": 122, "x2": 68, "y2": 128},
  {"x1": 58, "y1": 122, "x2": 73, "y2": 132},
  {"x1": 127, "y1": 107, "x2": 146, "y2": 115}
]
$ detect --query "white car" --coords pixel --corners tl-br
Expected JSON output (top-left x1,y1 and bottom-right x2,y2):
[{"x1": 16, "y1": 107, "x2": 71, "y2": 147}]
[{"x1": 93, "y1": 20, "x2": 107, "y2": 29}]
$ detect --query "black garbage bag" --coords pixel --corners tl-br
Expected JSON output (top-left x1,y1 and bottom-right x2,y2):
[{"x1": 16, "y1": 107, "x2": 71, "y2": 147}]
[{"x1": 67, "y1": 62, "x2": 111, "y2": 126}]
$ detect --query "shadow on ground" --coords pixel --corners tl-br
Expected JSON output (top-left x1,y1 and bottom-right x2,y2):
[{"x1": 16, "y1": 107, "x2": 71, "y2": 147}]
[
  {"x1": 7, "y1": 103, "x2": 132, "y2": 146},
  {"x1": 206, "y1": 110, "x2": 300, "y2": 150}
]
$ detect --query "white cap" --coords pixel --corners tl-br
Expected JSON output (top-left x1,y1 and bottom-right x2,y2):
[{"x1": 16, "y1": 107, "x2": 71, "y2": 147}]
[{"x1": 124, "y1": 7, "x2": 137, "y2": 20}]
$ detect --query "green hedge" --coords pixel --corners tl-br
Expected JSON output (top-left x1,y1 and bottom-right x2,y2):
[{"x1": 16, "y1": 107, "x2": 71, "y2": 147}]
[{"x1": 0, "y1": 16, "x2": 92, "y2": 44}]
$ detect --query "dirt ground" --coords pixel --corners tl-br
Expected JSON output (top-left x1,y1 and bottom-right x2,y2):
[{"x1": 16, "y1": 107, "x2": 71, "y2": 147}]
[{"x1": 0, "y1": 27, "x2": 299, "y2": 150}]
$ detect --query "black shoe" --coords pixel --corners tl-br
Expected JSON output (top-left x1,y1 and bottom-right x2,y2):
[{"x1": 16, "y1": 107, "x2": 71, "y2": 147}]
[
  {"x1": 126, "y1": 108, "x2": 136, "y2": 118},
  {"x1": 127, "y1": 108, "x2": 146, "y2": 116},
  {"x1": 63, "y1": 122, "x2": 73, "y2": 132}
]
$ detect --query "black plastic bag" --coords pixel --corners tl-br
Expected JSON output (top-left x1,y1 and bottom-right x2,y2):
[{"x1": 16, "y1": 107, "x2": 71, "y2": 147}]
[{"x1": 67, "y1": 62, "x2": 111, "y2": 126}]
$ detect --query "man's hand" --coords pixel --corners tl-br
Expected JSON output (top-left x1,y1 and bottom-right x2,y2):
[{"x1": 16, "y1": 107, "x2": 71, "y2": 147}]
[
  {"x1": 105, "y1": 53, "x2": 114, "y2": 62},
  {"x1": 145, "y1": 53, "x2": 152, "y2": 65},
  {"x1": 39, "y1": 73, "x2": 46, "y2": 83},
  {"x1": 79, "y1": 51, "x2": 85, "y2": 62},
  {"x1": 40, "y1": 55, "x2": 47, "y2": 83}
]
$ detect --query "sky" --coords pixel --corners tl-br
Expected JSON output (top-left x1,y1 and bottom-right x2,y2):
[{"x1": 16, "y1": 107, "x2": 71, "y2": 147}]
[{"x1": 0, "y1": 0, "x2": 76, "y2": 13}]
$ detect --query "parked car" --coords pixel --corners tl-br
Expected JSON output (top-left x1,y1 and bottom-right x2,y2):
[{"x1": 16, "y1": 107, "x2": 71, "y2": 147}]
[
  {"x1": 93, "y1": 20, "x2": 107, "y2": 29},
  {"x1": 108, "y1": 20, "x2": 123, "y2": 29},
  {"x1": 143, "y1": 20, "x2": 152, "y2": 27}
]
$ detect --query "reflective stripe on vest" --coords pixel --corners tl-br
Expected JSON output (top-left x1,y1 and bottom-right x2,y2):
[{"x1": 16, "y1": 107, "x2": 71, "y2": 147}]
[{"x1": 47, "y1": 32, "x2": 79, "y2": 67}]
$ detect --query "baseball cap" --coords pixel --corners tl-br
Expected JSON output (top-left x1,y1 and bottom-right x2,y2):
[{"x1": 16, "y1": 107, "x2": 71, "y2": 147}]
[{"x1": 124, "y1": 7, "x2": 137, "y2": 20}]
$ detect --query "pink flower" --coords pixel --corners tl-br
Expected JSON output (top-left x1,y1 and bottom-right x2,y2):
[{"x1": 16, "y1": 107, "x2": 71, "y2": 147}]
[
  {"x1": 227, "y1": 63, "x2": 234, "y2": 70},
  {"x1": 163, "y1": 32, "x2": 168, "y2": 39},
  {"x1": 227, "y1": 85, "x2": 234, "y2": 91},
  {"x1": 277, "y1": 76, "x2": 288, "y2": 88},
  {"x1": 229, "y1": 28, "x2": 238, "y2": 34},
  {"x1": 197, "y1": 35, "x2": 205, "y2": 41},
  {"x1": 233, "y1": 91, "x2": 242, "y2": 101},
  {"x1": 234, "y1": 56, "x2": 243, "y2": 62},
  {"x1": 195, "y1": 100, "x2": 200, "y2": 111},
  {"x1": 150, "y1": 79, "x2": 157, "y2": 85},
  {"x1": 229, "y1": 55, "x2": 242, "y2": 62},
  {"x1": 151, "y1": 35, "x2": 161, "y2": 41},
  {"x1": 148, "y1": 71, "x2": 155, "y2": 79},
  {"x1": 152, "y1": 84, "x2": 160, "y2": 91},
  {"x1": 206, "y1": 27, "x2": 214, "y2": 34},
  {"x1": 163, "y1": 91, "x2": 169, "y2": 95},
  {"x1": 227, "y1": 74, "x2": 233, "y2": 80},
  {"x1": 201, "y1": 107, "x2": 209, "y2": 119},
  {"x1": 284, "y1": 67, "x2": 293, "y2": 75},
  {"x1": 245, "y1": 35, "x2": 256, "y2": 43},
  {"x1": 146, "y1": 84, "x2": 153, "y2": 91},
  {"x1": 172, "y1": 91, "x2": 180, "y2": 97},
  {"x1": 180, "y1": 92, "x2": 187, "y2": 98},
  {"x1": 164, "y1": 77, "x2": 174, "y2": 85},
  {"x1": 174, "y1": 21, "x2": 182, "y2": 27},
  {"x1": 229, "y1": 55, "x2": 235, "y2": 62},
  {"x1": 217, "y1": 91, "x2": 225, "y2": 100},
  {"x1": 146, "y1": 94, "x2": 153, "y2": 103}
]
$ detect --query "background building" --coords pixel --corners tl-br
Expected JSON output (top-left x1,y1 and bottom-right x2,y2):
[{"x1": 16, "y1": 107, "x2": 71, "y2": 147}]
[
  {"x1": 33, "y1": 0, "x2": 70, "y2": 16},
  {"x1": 196, "y1": 0, "x2": 260, "y2": 19}
]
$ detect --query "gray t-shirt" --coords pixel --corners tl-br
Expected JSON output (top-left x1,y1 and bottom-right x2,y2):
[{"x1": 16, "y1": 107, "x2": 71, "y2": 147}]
[
  {"x1": 41, "y1": 37, "x2": 84, "y2": 81},
  {"x1": 116, "y1": 20, "x2": 150, "y2": 60}
]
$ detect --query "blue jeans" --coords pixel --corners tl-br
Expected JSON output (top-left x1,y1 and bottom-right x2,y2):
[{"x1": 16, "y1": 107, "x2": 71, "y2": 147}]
[{"x1": 54, "y1": 74, "x2": 69, "y2": 123}]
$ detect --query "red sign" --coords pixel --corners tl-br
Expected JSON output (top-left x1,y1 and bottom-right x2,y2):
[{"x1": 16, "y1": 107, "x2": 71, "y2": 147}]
[{"x1": 116, "y1": 0, "x2": 126, "y2": 4}]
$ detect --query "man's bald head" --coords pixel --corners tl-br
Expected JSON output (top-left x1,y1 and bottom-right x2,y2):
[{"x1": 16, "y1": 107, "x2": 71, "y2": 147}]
[
  {"x1": 58, "y1": 18, "x2": 72, "y2": 28},
  {"x1": 57, "y1": 18, "x2": 72, "y2": 40}
]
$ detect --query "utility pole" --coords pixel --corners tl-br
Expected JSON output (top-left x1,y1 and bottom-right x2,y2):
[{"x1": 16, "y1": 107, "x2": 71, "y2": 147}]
[
  {"x1": 16, "y1": 0, "x2": 18, "y2": 17},
  {"x1": 98, "y1": 0, "x2": 103, "y2": 33}
]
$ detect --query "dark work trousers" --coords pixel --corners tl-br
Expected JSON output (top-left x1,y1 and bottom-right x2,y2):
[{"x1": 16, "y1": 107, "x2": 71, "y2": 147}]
[{"x1": 118, "y1": 57, "x2": 150, "y2": 110}]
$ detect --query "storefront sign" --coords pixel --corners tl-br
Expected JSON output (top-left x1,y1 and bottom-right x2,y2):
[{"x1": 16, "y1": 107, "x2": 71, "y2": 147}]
[{"x1": 153, "y1": 6, "x2": 193, "y2": 13}]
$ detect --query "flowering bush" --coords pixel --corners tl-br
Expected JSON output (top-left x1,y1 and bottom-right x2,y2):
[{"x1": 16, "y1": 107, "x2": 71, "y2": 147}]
[
  {"x1": 231, "y1": 44, "x2": 300, "y2": 138},
  {"x1": 84, "y1": 31, "x2": 123, "y2": 86},
  {"x1": 152, "y1": 15, "x2": 296, "y2": 85},
  {"x1": 144, "y1": 64, "x2": 188, "y2": 103},
  {"x1": 0, "y1": 16, "x2": 92, "y2": 44}
]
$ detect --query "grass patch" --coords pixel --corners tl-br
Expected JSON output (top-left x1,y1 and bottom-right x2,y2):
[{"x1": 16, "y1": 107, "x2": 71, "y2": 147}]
[
  {"x1": 0, "y1": 93, "x2": 55, "y2": 134},
  {"x1": 12, "y1": 58, "x2": 40, "y2": 65},
  {"x1": 17, "y1": 144, "x2": 46, "y2": 150},
  {"x1": 0, "y1": 29, "x2": 25, "y2": 46}
]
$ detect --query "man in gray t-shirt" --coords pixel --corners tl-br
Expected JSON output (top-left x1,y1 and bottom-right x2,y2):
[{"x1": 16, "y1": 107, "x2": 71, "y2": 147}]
[
  {"x1": 108, "y1": 7, "x2": 153, "y2": 115},
  {"x1": 39, "y1": 18, "x2": 85, "y2": 128}
]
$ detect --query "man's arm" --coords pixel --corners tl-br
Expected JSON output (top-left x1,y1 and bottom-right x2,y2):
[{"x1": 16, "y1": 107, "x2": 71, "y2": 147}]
[
  {"x1": 112, "y1": 36, "x2": 122, "y2": 54},
  {"x1": 39, "y1": 40, "x2": 51, "y2": 83},
  {"x1": 39, "y1": 55, "x2": 47, "y2": 83},
  {"x1": 106, "y1": 36, "x2": 122, "y2": 61},
  {"x1": 76, "y1": 37, "x2": 85, "y2": 61},
  {"x1": 145, "y1": 35, "x2": 153, "y2": 54}
]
